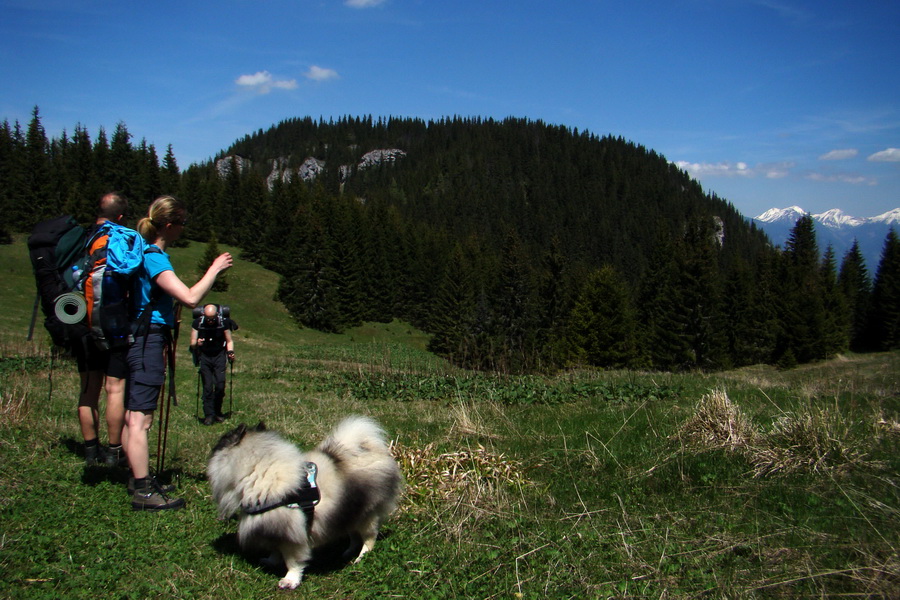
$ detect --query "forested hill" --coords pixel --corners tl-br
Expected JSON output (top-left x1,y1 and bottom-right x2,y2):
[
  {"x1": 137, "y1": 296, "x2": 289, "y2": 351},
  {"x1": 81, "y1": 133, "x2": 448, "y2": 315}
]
[
  {"x1": 223, "y1": 116, "x2": 768, "y2": 282},
  {"x1": 7, "y1": 111, "x2": 898, "y2": 373},
  {"x1": 190, "y1": 115, "x2": 794, "y2": 372}
]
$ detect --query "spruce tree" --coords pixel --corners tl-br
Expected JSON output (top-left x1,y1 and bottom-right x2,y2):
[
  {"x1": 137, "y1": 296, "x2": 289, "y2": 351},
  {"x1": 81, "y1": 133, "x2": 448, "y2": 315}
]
[
  {"x1": 328, "y1": 198, "x2": 365, "y2": 329},
  {"x1": 237, "y1": 168, "x2": 270, "y2": 264},
  {"x1": 24, "y1": 106, "x2": 54, "y2": 223},
  {"x1": 868, "y1": 229, "x2": 900, "y2": 350},
  {"x1": 360, "y1": 202, "x2": 398, "y2": 323},
  {"x1": 566, "y1": 265, "x2": 637, "y2": 369},
  {"x1": 279, "y1": 215, "x2": 342, "y2": 332},
  {"x1": 778, "y1": 215, "x2": 826, "y2": 363},
  {"x1": 819, "y1": 246, "x2": 850, "y2": 356},
  {"x1": 427, "y1": 243, "x2": 476, "y2": 362},
  {"x1": 199, "y1": 231, "x2": 229, "y2": 292},
  {"x1": 722, "y1": 257, "x2": 768, "y2": 367},
  {"x1": 490, "y1": 230, "x2": 538, "y2": 372},
  {"x1": 839, "y1": 240, "x2": 872, "y2": 351},
  {"x1": 0, "y1": 120, "x2": 22, "y2": 240},
  {"x1": 637, "y1": 232, "x2": 691, "y2": 370},
  {"x1": 179, "y1": 167, "x2": 204, "y2": 241},
  {"x1": 108, "y1": 122, "x2": 134, "y2": 199},
  {"x1": 160, "y1": 144, "x2": 180, "y2": 195},
  {"x1": 220, "y1": 156, "x2": 241, "y2": 245},
  {"x1": 66, "y1": 124, "x2": 97, "y2": 223},
  {"x1": 535, "y1": 236, "x2": 573, "y2": 368},
  {"x1": 678, "y1": 217, "x2": 727, "y2": 370},
  {"x1": 132, "y1": 139, "x2": 161, "y2": 207}
]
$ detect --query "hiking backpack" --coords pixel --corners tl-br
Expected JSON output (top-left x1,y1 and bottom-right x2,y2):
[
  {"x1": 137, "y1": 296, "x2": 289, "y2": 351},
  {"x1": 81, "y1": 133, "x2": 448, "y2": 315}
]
[
  {"x1": 191, "y1": 305, "x2": 238, "y2": 346},
  {"x1": 27, "y1": 216, "x2": 156, "y2": 352},
  {"x1": 83, "y1": 221, "x2": 158, "y2": 350},
  {"x1": 27, "y1": 215, "x2": 92, "y2": 351}
]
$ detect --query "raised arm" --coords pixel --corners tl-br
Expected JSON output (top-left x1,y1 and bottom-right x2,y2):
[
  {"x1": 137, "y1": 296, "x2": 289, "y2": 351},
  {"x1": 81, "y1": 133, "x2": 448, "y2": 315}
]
[{"x1": 154, "y1": 252, "x2": 233, "y2": 308}]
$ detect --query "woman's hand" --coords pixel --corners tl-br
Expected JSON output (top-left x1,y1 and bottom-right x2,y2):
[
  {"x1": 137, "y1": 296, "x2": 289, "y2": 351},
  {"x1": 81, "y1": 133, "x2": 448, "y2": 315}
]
[{"x1": 212, "y1": 252, "x2": 233, "y2": 275}]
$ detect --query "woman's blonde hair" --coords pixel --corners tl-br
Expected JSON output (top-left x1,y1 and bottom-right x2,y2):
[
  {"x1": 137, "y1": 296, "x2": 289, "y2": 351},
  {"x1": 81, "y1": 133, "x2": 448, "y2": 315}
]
[{"x1": 137, "y1": 195, "x2": 186, "y2": 242}]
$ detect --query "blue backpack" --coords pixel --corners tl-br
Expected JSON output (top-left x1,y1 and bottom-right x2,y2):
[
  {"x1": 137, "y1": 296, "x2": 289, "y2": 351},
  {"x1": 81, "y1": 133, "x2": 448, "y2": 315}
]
[{"x1": 83, "y1": 221, "x2": 159, "y2": 350}]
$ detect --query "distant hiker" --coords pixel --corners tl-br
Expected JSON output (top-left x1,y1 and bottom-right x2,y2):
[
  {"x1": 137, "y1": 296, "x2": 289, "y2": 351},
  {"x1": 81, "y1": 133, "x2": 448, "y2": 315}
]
[
  {"x1": 125, "y1": 195, "x2": 232, "y2": 511},
  {"x1": 75, "y1": 192, "x2": 130, "y2": 467},
  {"x1": 190, "y1": 303, "x2": 237, "y2": 426}
]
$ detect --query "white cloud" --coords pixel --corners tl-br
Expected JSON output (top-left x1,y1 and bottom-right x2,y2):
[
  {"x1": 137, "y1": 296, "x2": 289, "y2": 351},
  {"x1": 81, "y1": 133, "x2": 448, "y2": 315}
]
[
  {"x1": 806, "y1": 172, "x2": 876, "y2": 185},
  {"x1": 868, "y1": 148, "x2": 900, "y2": 162},
  {"x1": 819, "y1": 149, "x2": 858, "y2": 161},
  {"x1": 675, "y1": 161, "x2": 751, "y2": 178},
  {"x1": 236, "y1": 71, "x2": 272, "y2": 87},
  {"x1": 762, "y1": 163, "x2": 792, "y2": 179},
  {"x1": 272, "y1": 79, "x2": 299, "y2": 90},
  {"x1": 235, "y1": 70, "x2": 297, "y2": 94},
  {"x1": 674, "y1": 160, "x2": 792, "y2": 179},
  {"x1": 345, "y1": 0, "x2": 387, "y2": 7},
  {"x1": 304, "y1": 65, "x2": 340, "y2": 81}
]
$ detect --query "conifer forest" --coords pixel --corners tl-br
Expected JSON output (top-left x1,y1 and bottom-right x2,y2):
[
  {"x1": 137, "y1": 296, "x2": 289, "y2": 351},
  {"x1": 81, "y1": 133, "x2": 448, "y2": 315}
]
[{"x1": 2, "y1": 107, "x2": 899, "y2": 372}]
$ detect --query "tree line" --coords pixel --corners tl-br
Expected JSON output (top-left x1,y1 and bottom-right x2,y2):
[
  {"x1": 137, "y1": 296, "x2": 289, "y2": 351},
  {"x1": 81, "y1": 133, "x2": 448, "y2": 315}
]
[{"x1": 2, "y1": 108, "x2": 898, "y2": 372}]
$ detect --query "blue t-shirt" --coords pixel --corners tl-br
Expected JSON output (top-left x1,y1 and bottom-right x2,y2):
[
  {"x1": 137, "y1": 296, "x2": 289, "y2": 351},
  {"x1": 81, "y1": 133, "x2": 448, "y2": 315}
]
[{"x1": 135, "y1": 245, "x2": 176, "y2": 327}]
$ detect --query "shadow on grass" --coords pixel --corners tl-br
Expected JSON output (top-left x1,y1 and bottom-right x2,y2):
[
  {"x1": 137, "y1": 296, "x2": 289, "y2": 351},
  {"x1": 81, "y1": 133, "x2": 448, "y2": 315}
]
[
  {"x1": 59, "y1": 436, "x2": 197, "y2": 490},
  {"x1": 194, "y1": 411, "x2": 237, "y2": 426},
  {"x1": 210, "y1": 530, "x2": 393, "y2": 579}
]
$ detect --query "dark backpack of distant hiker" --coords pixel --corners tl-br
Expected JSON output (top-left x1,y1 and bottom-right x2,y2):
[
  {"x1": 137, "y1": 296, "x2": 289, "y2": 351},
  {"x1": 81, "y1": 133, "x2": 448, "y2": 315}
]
[
  {"x1": 191, "y1": 304, "x2": 238, "y2": 357},
  {"x1": 27, "y1": 215, "x2": 92, "y2": 351}
]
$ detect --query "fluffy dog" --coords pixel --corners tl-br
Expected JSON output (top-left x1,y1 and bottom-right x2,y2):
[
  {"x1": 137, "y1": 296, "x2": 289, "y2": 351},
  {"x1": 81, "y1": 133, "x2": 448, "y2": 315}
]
[{"x1": 207, "y1": 415, "x2": 403, "y2": 589}]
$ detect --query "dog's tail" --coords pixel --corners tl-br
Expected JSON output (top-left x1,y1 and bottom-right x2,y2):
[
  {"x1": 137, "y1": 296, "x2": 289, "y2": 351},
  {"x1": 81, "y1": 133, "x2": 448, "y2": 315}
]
[{"x1": 318, "y1": 415, "x2": 392, "y2": 461}]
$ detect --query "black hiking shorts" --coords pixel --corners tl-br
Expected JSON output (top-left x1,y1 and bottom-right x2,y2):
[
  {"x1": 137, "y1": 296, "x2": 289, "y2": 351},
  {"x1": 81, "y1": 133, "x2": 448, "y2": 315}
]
[{"x1": 126, "y1": 332, "x2": 167, "y2": 412}]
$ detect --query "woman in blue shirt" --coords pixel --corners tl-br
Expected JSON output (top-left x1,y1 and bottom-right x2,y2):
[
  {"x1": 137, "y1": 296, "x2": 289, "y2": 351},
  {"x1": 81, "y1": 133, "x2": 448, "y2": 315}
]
[{"x1": 125, "y1": 195, "x2": 232, "y2": 511}]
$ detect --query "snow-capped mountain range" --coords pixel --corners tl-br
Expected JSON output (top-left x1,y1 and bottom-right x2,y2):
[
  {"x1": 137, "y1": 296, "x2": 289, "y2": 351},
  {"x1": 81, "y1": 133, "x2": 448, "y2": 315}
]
[{"x1": 752, "y1": 206, "x2": 900, "y2": 271}]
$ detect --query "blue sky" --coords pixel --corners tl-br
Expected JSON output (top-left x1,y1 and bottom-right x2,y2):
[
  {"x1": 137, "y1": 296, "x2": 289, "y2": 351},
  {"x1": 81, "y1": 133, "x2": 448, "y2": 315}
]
[{"x1": 1, "y1": 0, "x2": 897, "y2": 219}]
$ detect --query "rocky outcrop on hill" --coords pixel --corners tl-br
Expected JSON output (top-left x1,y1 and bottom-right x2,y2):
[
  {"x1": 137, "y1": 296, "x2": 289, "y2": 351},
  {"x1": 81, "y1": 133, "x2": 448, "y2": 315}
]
[{"x1": 217, "y1": 149, "x2": 406, "y2": 190}]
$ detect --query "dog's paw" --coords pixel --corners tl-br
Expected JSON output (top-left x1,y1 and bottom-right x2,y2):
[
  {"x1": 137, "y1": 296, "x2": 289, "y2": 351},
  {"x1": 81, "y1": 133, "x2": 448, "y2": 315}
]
[{"x1": 277, "y1": 575, "x2": 302, "y2": 590}]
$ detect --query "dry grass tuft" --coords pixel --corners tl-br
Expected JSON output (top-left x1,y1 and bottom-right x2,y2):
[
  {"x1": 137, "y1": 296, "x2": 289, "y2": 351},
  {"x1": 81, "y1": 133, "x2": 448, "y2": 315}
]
[
  {"x1": 674, "y1": 389, "x2": 881, "y2": 479},
  {"x1": 392, "y1": 440, "x2": 530, "y2": 511},
  {"x1": 876, "y1": 416, "x2": 900, "y2": 437},
  {"x1": 750, "y1": 406, "x2": 870, "y2": 477},
  {"x1": 673, "y1": 388, "x2": 759, "y2": 451},
  {"x1": 0, "y1": 372, "x2": 34, "y2": 425}
]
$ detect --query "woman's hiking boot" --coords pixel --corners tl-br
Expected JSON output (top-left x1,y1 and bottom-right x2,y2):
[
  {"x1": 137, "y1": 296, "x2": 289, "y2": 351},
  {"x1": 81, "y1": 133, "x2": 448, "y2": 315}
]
[{"x1": 131, "y1": 477, "x2": 185, "y2": 511}]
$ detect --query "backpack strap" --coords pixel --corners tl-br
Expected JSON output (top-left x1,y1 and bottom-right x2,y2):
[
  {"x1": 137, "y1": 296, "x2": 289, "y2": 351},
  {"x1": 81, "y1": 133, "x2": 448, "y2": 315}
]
[{"x1": 131, "y1": 246, "x2": 164, "y2": 339}]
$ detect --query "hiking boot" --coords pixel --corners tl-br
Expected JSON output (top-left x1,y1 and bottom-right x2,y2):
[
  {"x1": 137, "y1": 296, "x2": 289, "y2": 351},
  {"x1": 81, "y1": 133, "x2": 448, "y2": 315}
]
[
  {"x1": 127, "y1": 475, "x2": 176, "y2": 495},
  {"x1": 103, "y1": 445, "x2": 128, "y2": 468},
  {"x1": 131, "y1": 477, "x2": 185, "y2": 511},
  {"x1": 84, "y1": 443, "x2": 101, "y2": 466},
  {"x1": 215, "y1": 414, "x2": 226, "y2": 423},
  {"x1": 202, "y1": 416, "x2": 214, "y2": 426}
]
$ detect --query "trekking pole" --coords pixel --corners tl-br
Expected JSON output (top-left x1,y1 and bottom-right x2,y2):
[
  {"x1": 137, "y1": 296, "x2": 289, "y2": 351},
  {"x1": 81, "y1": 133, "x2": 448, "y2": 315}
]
[
  {"x1": 156, "y1": 304, "x2": 181, "y2": 475},
  {"x1": 157, "y1": 343, "x2": 177, "y2": 475},
  {"x1": 229, "y1": 358, "x2": 234, "y2": 415},
  {"x1": 155, "y1": 382, "x2": 167, "y2": 474},
  {"x1": 28, "y1": 294, "x2": 39, "y2": 341},
  {"x1": 47, "y1": 346, "x2": 55, "y2": 404},
  {"x1": 195, "y1": 369, "x2": 201, "y2": 420}
]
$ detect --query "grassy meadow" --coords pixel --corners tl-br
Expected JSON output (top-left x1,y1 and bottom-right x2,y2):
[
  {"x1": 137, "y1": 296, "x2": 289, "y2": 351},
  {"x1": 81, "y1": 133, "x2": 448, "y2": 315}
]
[{"x1": 0, "y1": 234, "x2": 898, "y2": 599}]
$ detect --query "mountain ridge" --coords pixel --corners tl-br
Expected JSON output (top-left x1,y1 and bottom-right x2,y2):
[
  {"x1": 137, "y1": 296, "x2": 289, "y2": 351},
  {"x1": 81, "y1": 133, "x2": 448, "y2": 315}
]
[
  {"x1": 754, "y1": 206, "x2": 900, "y2": 227},
  {"x1": 753, "y1": 206, "x2": 900, "y2": 270}
]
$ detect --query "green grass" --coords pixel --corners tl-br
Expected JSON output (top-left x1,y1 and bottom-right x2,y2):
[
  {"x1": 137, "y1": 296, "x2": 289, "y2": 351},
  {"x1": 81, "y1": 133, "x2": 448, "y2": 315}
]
[{"x1": 1, "y1": 236, "x2": 898, "y2": 598}]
